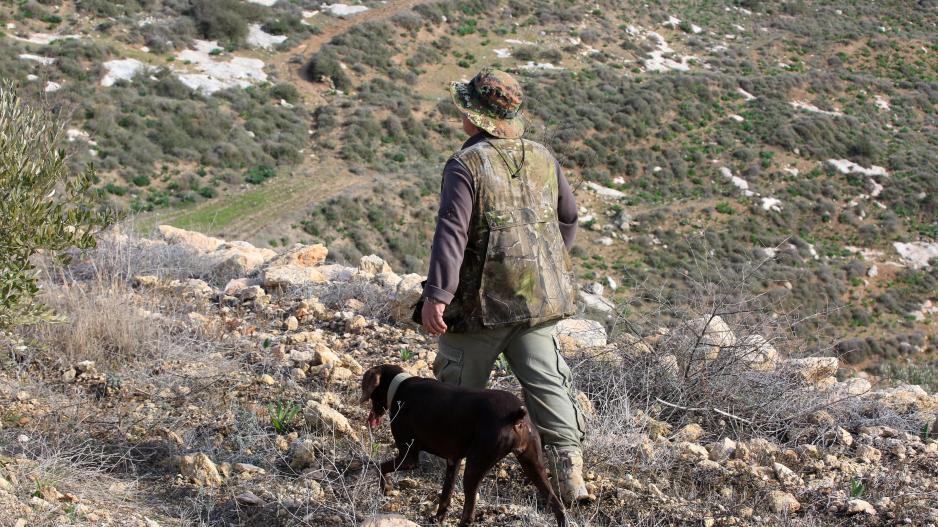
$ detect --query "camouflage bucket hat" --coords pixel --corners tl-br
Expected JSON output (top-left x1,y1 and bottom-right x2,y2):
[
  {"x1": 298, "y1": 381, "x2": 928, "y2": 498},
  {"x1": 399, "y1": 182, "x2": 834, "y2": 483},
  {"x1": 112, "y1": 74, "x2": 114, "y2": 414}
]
[{"x1": 450, "y1": 68, "x2": 525, "y2": 139}]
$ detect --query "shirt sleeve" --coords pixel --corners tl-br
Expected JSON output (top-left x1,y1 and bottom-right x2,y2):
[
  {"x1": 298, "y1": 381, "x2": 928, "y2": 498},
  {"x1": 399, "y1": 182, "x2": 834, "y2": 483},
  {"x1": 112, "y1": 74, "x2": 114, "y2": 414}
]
[
  {"x1": 423, "y1": 159, "x2": 474, "y2": 305},
  {"x1": 556, "y1": 160, "x2": 578, "y2": 250}
]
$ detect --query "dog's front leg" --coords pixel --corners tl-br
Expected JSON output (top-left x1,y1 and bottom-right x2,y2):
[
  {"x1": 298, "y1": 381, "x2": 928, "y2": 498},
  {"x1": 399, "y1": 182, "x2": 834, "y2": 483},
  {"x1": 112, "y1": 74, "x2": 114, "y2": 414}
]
[
  {"x1": 434, "y1": 459, "x2": 460, "y2": 522},
  {"x1": 378, "y1": 459, "x2": 395, "y2": 494},
  {"x1": 379, "y1": 449, "x2": 420, "y2": 495}
]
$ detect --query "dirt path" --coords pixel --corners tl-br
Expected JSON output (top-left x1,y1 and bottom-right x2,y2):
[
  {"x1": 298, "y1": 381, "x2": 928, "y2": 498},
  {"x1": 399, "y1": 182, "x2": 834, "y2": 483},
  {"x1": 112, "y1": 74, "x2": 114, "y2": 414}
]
[
  {"x1": 144, "y1": 1, "x2": 437, "y2": 243},
  {"x1": 273, "y1": 0, "x2": 437, "y2": 101}
]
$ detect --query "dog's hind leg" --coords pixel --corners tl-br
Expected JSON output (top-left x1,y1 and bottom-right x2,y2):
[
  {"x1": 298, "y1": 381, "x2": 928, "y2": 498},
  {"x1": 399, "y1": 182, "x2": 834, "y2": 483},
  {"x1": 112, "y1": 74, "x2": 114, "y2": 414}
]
[
  {"x1": 434, "y1": 458, "x2": 460, "y2": 523},
  {"x1": 515, "y1": 446, "x2": 567, "y2": 527},
  {"x1": 458, "y1": 456, "x2": 496, "y2": 527},
  {"x1": 379, "y1": 438, "x2": 421, "y2": 494}
]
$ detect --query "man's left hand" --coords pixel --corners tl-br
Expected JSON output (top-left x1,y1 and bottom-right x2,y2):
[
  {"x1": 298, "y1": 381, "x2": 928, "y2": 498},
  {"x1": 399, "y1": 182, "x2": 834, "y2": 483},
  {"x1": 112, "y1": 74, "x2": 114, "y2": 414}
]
[{"x1": 421, "y1": 299, "x2": 448, "y2": 336}]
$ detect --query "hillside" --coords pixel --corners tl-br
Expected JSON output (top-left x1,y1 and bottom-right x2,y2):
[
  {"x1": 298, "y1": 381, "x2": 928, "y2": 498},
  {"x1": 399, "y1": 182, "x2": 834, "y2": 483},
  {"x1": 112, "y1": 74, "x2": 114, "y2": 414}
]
[
  {"x1": 0, "y1": 227, "x2": 936, "y2": 526},
  {"x1": 2, "y1": 0, "x2": 937, "y2": 382}
]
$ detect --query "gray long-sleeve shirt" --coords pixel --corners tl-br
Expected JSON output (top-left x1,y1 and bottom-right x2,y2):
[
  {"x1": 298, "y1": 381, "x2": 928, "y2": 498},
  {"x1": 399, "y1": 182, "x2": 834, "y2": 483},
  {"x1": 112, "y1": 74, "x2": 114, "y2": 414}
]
[{"x1": 423, "y1": 133, "x2": 579, "y2": 305}]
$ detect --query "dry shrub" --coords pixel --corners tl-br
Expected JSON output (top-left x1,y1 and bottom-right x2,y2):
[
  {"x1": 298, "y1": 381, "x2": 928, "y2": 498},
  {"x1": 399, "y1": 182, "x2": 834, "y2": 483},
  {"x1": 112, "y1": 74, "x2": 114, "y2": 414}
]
[
  {"x1": 22, "y1": 284, "x2": 169, "y2": 371},
  {"x1": 572, "y1": 246, "x2": 925, "y2": 464},
  {"x1": 17, "y1": 224, "x2": 221, "y2": 373},
  {"x1": 64, "y1": 224, "x2": 214, "y2": 285}
]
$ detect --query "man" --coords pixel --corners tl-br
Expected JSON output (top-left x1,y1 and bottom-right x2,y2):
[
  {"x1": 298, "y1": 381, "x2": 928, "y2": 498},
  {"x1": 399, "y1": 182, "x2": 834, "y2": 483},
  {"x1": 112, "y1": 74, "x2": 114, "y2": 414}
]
[{"x1": 421, "y1": 68, "x2": 592, "y2": 504}]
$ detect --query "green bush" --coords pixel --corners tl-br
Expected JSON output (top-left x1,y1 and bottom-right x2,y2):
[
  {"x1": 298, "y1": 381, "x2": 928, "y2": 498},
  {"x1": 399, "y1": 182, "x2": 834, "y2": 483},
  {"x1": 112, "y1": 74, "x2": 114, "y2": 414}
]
[
  {"x1": 244, "y1": 164, "x2": 276, "y2": 184},
  {"x1": 0, "y1": 85, "x2": 114, "y2": 329},
  {"x1": 189, "y1": 0, "x2": 249, "y2": 46},
  {"x1": 105, "y1": 183, "x2": 128, "y2": 196},
  {"x1": 131, "y1": 174, "x2": 151, "y2": 187},
  {"x1": 198, "y1": 186, "x2": 218, "y2": 198}
]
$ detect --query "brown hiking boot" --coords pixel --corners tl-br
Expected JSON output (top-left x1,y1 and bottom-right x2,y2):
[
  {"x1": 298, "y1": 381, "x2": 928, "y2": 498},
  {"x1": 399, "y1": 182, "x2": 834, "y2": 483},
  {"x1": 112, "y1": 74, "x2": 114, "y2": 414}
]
[{"x1": 547, "y1": 448, "x2": 595, "y2": 505}]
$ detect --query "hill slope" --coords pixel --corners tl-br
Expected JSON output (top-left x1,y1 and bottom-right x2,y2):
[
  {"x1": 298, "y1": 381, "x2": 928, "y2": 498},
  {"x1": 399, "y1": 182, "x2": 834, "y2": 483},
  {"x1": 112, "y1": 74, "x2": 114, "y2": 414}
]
[
  {"x1": 2, "y1": 0, "x2": 937, "y2": 458},
  {"x1": 0, "y1": 228, "x2": 936, "y2": 526}
]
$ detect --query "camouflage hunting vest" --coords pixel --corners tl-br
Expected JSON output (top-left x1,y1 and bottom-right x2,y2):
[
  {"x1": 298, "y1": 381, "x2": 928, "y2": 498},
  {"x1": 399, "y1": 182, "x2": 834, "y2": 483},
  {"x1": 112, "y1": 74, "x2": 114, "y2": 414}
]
[{"x1": 444, "y1": 138, "x2": 577, "y2": 333}]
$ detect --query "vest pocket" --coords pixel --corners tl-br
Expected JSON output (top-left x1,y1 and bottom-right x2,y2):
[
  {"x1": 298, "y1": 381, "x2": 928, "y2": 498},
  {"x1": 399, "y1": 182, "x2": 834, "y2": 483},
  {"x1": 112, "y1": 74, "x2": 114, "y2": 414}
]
[{"x1": 480, "y1": 207, "x2": 572, "y2": 326}]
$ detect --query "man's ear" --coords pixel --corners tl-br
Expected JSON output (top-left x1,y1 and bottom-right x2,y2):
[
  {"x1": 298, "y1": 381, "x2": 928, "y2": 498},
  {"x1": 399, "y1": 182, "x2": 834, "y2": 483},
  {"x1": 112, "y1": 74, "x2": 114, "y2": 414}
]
[{"x1": 360, "y1": 367, "x2": 382, "y2": 403}]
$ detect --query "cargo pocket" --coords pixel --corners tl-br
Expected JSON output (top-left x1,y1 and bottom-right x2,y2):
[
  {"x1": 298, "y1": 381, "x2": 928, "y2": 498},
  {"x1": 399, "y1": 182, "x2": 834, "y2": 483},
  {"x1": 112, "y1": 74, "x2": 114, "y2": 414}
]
[
  {"x1": 433, "y1": 339, "x2": 464, "y2": 385},
  {"x1": 553, "y1": 338, "x2": 588, "y2": 442}
]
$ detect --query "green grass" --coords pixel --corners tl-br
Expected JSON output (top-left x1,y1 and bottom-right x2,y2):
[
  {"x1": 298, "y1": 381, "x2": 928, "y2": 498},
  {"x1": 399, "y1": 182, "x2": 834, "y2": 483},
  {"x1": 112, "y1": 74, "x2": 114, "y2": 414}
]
[{"x1": 136, "y1": 182, "x2": 288, "y2": 233}]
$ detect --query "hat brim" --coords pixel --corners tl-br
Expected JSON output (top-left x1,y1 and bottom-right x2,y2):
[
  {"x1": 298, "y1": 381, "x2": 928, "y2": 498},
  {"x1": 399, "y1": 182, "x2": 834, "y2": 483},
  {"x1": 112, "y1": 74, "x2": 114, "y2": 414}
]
[{"x1": 450, "y1": 81, "x2": 525, "y2": 140}]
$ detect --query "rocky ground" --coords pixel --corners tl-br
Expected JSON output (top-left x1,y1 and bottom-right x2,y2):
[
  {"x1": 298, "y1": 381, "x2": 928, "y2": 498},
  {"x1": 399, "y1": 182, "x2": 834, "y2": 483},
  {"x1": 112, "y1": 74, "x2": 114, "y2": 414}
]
[{"x1": 1, "y1": 228, "x2": 936, "y2": 526}]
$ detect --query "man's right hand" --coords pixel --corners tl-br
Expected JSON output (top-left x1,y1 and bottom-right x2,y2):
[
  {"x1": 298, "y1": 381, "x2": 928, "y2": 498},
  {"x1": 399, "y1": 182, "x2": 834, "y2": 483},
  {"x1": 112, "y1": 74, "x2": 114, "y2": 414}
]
[{"x1": 421, "y1": 298, "x2": 448, "y2": 336}]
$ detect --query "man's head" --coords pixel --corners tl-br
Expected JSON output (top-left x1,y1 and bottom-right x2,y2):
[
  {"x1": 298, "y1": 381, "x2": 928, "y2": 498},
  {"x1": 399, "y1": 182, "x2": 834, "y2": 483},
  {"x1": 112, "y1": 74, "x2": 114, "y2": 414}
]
[{"x1": 451, "y1": 68, "x2": 525, "y2": 139}]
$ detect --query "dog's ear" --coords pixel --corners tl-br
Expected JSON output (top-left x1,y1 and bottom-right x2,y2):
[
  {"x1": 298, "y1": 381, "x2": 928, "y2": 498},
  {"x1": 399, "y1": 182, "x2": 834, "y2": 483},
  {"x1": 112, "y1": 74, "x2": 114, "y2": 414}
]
[{"x1": 360, "y1": 366, "x2": 382, "y2": 403}]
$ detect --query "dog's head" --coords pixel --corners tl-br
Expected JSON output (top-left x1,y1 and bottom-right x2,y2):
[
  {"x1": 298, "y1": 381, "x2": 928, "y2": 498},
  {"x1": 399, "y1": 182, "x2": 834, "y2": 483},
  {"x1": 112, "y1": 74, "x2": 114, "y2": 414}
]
[{"x1": 360, "y1": 364, "x2": 405, "y2": 429}]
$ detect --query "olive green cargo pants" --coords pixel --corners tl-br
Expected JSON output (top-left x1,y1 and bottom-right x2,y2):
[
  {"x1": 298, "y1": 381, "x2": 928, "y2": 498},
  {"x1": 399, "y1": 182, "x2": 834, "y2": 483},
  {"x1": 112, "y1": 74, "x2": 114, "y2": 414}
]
[{"x1": 433, "y1": 320, "x2": 586, "y2": 452}]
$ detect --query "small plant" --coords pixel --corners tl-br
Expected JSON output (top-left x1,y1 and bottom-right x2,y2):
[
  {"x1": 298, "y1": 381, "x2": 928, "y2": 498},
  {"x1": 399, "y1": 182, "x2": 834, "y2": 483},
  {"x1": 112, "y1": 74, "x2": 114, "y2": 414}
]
[
  {"x1": 399, "y1": 347, "x2": 414, "y2": 362},
  {"x1": 715, "y1": 202, "x2": 735, "y2": 215},
  {"x1": 496, "y1": 354, "x2": 512, "y2": 374},
  {"x1": 850, "y1": 477, "x2": 866, "y2": 498},
  {"x1": 922, "y1": 422, "x2": 932, "y2": 441},
  {"x1": 268, "y1": 400, "x2": 302, "y2": 434}
]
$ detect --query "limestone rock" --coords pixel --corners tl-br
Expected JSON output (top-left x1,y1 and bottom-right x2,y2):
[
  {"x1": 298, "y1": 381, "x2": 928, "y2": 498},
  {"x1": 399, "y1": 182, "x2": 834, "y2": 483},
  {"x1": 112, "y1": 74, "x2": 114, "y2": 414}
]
[
  {"x1": 869, "y1": 384, "x2": 937, "y2": 413},
  {"x1": 235, "y1": 491, "x2": 264, "y2": 507},
  {"x1": 374, "y1": 271, "x2": 402, "y2": 290},
  {"x1": 389, "y1": 273, "x2": 424, "y2": 322},
  {"x1": 847, "y1": 498, "x2": 876, "y2": 515},
  {"x1": 674, "y1": 423, "x2": 704, "y2": 442},
  {"x1": 577, "y1": 289, "x2": 616, "y2": 317},
  {"x1": 658, "y1": 354, "x2": 679, "y2": 378},
  {"x1": 271, "y1": 244, "x2": 329, "y2": 267},
  {"x1": 295, "y1": 298, "x2": 327, "y2": 321},
  {"x1": 224, "y1": 277, "x2": 261, "y2": 296},
  {"x1": 773, "y1": 462, "x2": 804, "y2": 488},
  {"x1": 133, "y1": 275, "x2": 162, "y2": 288},
  {"x1": 179, "y1": 453, "x2": 222, "y2": 487},
  {"x1": 856, "y1": 444, "x2": 882, "y2": 463},
  {"x1": 688, "y1": 315, "x2": 737, "y2": 348},
  {"x1": 782, "y1": 357, "x2": 839, "y2": 384},
  {"x1": 677, "y1": 441, "x2": 710, "y2": 461},
  {"x1": 360, "y1": 515, "x2": 420, "y2": 527},
  {"x1": 289, "y1": 438, "x2": 317, "y2": 471},
  {"x1": 234, "y1": 463, "x2": 265, "y2": 475},
  {"x1": 317, "y1": 264, "x2": 358, "y2": 282},
  {"x1": 314, "y1": 345, "x2": 339, "y2": 368},
  {"x1": 305, "y1": 400, "x2": 359, "y2": 441},
  {"x1": 346, "y1": 315, "x2": 367, "y2": 334},
  {"x1": 708, "y1": 438, "x2": 737, "y2": 461},
  {"x1": 575, "y1": 391, "x2": 595, "y2": 418},
  {"x1": 828, "y1": 426, "x2": 854, "y2": 447},
  {"x1": 735, "y1": 334, "x2": 779, "y2": 371},
  {"x1": 173, "y1": 278, "x2": 214, "y2": 298},
  {"x1": 632, "y1": 410, "x2": 672, "y2": 439},
  {"x1": 158, "y1": 225, "x2": 224, "y2": 253},
  {"x1": 210, "y1": 242, "x2": 276, "y2": 280},
  {"x1": 768, "y1": 490, "x2": 800, "y2": 513},
  {"x1": 827, "y1": 378, "x2": 872, "y2": 398},
  {"x1": 263, "y1": 265, "x2": 327, "y2": 290},
  {"x1": 359, "y1": 254, "x2": 392, "y2": 275},
  {"x1": 553, "y1": 319, "x2": 607, "y2": 351}
]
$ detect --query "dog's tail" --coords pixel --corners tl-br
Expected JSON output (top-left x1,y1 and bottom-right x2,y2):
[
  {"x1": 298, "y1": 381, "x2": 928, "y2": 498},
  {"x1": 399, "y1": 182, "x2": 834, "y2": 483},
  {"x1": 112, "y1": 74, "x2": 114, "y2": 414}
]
[{"x1": 509, "y1": 405, "x2": 528, "y2": 423}]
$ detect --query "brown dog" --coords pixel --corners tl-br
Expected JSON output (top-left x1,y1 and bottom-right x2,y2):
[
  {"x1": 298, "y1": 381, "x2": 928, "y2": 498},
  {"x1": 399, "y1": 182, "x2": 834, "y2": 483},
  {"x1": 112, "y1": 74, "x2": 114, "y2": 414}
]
[{"x1": 361, "y1": 364, "x2": 566, "y2": 526}]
